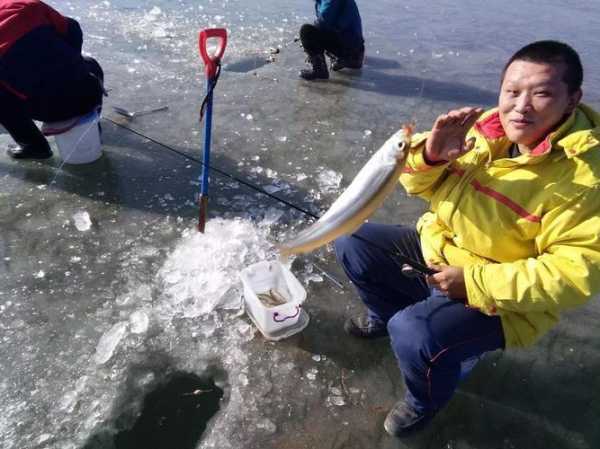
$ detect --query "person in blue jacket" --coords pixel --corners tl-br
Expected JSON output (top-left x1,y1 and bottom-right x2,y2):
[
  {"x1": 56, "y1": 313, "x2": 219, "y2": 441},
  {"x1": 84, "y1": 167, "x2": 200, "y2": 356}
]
[
  {"x1": 0, "y1": 0, "x2": 104, "y2": 159},
  {"x1": 299, "y1": 0, "x2": 365, "y2": 81}
]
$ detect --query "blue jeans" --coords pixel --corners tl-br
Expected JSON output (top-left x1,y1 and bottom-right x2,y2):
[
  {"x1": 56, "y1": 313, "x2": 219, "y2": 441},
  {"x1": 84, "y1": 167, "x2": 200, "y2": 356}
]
[{"x1": 334, "y1": 223, "x2": 505, "y2": 414}]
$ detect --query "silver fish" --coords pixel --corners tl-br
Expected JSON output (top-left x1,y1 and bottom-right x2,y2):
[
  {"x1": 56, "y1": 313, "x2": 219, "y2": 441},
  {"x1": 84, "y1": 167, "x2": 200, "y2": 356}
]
[
  {"x1": 257, "y1": 289, "x2": 289, "y2": 308},
  {"x1": 279, "y1": 125, "x2": 413, "y2": 257}
]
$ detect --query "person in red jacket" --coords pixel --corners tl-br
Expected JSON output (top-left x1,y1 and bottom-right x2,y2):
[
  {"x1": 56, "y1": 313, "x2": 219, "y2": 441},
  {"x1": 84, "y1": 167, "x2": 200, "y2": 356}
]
[{"x1": 0, "y1": 0, "x2": 104, "y2": 159}]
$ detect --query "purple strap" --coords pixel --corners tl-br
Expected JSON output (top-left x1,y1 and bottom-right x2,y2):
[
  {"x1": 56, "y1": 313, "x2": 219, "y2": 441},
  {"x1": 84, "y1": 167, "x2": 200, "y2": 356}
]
[{"x1": 273, "y1": 306, "x2": 300, "y2": 322}]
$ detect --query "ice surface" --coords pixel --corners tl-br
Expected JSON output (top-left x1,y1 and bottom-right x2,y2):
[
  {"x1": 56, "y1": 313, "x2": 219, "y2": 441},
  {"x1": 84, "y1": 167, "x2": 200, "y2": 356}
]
[
  {"x1": 99, "y1": 219, "x2": 312, "y2": 448},
  {"x1": 2, "y1": 1, "x2": 600, "y2": 448}
]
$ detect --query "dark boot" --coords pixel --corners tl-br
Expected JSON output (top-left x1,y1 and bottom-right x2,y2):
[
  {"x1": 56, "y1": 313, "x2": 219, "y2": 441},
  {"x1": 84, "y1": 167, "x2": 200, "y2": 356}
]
[
  {"x1": 331, "y1": 47, "x2": 365, "y2": 71},
  {"x1": 299, "y1": 53, "x2": 329, "y2": 80},
  {"x1": 1, "y1": 91, "x2": 53, "y2": 160},
  {"x1": 383, "y1": 400, "x2": 435, "y2": 437},
  {"x1": 7, "y1": 139, "x2": 53, "y2": 159}
]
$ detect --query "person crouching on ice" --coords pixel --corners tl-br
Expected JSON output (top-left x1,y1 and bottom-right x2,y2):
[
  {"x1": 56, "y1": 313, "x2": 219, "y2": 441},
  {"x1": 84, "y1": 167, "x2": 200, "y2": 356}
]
[
  {"x1": 334, "y1": 40, "x2": 600, "y2": 437},
  {"x1": 0, "y1": 0, "x2": 104, "y2": 159},
  {"x1": 299, "y1": 0, "x2": 365, "y2": 81}
]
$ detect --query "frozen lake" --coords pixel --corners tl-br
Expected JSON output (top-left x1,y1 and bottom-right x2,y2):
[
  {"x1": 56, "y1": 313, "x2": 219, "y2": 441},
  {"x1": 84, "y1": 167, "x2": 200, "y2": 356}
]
[{"x1": 1, "y1": 1, "x2": 600, "y2": 448}]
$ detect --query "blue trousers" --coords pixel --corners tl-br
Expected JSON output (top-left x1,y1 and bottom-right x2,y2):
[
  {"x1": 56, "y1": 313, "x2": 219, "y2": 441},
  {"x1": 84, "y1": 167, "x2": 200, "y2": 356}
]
[{"x1": 334, "y1": 223, "x2": 505, "y2": 414}]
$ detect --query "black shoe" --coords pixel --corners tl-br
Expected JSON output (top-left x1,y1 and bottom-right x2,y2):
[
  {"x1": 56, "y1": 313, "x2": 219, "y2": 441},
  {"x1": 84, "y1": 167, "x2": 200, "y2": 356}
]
[
  {"x1": 299, "y1": 53, "x2": 329, "y2": 80},
  {"x1": 344, "y1": 315, "x2": 388, "y2": 339},
  {"x1": 331, "y1": 49, "x2": 364, "y2": 71},
  {"x1": 7, "y1": 142, "x2": 53, "y2": 160},
  {"x1": 384, "y1": 400, "x2": 435, "y2": 437},
  {"x1": 331, "y1": 58, "x2": 363, "y2": 71}
]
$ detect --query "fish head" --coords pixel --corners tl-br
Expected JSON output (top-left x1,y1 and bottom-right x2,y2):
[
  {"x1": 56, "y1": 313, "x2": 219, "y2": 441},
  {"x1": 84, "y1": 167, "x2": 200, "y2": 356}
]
[{"x1": 394, "y1": 123, "x2": 414, "y2": 162}]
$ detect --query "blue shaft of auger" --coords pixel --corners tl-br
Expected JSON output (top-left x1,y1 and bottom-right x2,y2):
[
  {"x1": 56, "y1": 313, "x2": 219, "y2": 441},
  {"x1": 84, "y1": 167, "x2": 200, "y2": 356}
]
[{"x1": 200, "y1": 78, "x2": 214, "y2": 195}]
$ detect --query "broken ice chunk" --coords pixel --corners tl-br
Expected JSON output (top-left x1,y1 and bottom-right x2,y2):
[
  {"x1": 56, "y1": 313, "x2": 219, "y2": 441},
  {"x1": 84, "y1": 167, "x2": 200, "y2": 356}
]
[
  {"x1": 263, "y1": 184, "x2": 283, "y2": 194},
  {"x1": 72, "y1": 211, "x2": 92, "y2": 231},
  {"x1": 330, "y1": 396, "x2": 346, "y2": 406},
  {"x1": 256, "y1": 418, "x2": 277, "y2": 433},
  {"x1": 260, "y1": 207, "x2": 284, "y2": 226},
  {"x1": 94, "y1": 321, "x2": 128, "y2": 364},
  {"x1": 129, "y1": 310, "x2": 150, "y2": 334},
  {"x1": 317, "y1": 169, "x2": 342, "y2": 194}
]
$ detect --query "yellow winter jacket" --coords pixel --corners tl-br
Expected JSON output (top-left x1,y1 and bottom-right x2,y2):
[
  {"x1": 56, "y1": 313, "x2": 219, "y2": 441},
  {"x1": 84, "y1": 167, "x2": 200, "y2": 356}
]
[{"x1": 399, "y1": 104, "x2": 600, "y2": 348}]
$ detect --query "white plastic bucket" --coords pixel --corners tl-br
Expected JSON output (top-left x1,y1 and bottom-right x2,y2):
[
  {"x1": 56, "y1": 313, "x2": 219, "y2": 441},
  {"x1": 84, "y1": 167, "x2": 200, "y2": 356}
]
[
  {"x1": 240, "y1": 260, "x2": 308, "y2": 339},
  {"x1": 54, "y1": 110, "x2": 102, "y2": 164}
]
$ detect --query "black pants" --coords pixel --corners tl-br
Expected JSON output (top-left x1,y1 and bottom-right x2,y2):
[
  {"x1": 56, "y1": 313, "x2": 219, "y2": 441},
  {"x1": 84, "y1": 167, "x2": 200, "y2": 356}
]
[
  {"x1": 0, "y1": 56, "x2": 104, "y2": 147},
  {"x1": 299, "y1": 23, "x2": 363, "y2": 60}
]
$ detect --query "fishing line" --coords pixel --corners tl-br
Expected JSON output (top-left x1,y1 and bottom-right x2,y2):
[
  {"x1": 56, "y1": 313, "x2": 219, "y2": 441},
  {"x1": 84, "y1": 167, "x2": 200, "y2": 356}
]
[
  {"x1": 48, "y1": 114, "x2": 100, "y2": 186},
  {"x1": 102, "y1": 116, "x2": 319, "y2": 220},
  {"x1": 351, "y1": 233, "x2": 436, "y2": 276}
]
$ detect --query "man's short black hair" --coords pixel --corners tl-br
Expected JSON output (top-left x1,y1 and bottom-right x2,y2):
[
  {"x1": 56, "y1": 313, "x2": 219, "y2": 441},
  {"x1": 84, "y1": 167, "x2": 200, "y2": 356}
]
[{"x1": 502, "y1": 40, "x2": 583, "y2": 94}]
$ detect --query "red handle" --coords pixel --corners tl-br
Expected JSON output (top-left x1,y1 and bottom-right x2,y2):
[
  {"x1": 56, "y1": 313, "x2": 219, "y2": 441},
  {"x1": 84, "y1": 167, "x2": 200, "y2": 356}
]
[{"x1": 198, "y1": 28, "x2": 228, "y2": 79}]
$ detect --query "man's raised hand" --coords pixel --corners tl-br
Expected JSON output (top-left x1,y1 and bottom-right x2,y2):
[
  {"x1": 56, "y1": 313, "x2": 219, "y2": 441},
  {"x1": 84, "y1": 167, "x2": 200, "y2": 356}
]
[{"x1": 425, "y1": 107, "x2": 484, "y2": 164}]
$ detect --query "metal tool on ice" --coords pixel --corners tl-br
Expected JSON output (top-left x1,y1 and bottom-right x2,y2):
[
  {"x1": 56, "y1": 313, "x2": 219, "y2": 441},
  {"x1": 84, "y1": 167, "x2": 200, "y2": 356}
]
[
  {"x1": 113, "y1": 105, "x2": 169, "y2": 119},
  {"x1": 197, "y1": 28, "x2": 228, "y2": 232}
]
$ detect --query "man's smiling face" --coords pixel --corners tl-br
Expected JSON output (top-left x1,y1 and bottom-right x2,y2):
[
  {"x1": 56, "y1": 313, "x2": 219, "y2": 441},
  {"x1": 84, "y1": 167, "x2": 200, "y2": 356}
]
[{"x1": 499, "y1": 59, "x2": 581, "y2": 152}]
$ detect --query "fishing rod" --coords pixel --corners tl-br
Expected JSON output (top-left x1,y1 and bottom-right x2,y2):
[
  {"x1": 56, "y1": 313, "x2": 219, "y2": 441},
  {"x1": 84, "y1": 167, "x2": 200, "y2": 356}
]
[
  {"x1": 102, "y1": 116, "x2": 319, "y2": 220},
  {"x1": 101, "y1": 119, "x2": 431, "y2": 277}
]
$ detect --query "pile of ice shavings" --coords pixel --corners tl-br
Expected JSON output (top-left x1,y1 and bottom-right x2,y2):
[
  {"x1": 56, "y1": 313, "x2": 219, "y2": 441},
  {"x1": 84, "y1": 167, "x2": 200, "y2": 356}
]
[{"x1": 157, "y1": 217, "x2": 276, "y2": 319}]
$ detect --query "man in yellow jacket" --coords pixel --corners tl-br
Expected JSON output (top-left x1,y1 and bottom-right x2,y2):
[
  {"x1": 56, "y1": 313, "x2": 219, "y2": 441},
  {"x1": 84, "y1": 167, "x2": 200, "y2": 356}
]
[{"x1": 334, "y1": 40, "x2": 600, "y2": 437}]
